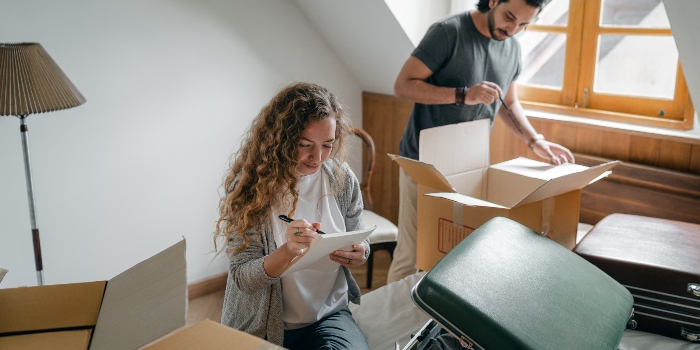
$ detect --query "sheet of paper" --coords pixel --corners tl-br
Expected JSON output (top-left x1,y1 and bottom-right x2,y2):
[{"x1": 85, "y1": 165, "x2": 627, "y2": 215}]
[{"x1": 281, "y1": 226, "x2": 376, "y2": 276}]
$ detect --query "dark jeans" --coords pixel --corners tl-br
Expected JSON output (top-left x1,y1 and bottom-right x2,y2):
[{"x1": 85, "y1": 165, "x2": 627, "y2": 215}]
[{"x1": 283, "y1": 308, "x2": 369, "y2": 350}]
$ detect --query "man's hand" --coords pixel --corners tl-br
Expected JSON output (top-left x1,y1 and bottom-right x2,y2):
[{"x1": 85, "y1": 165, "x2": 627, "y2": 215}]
[
  {"x1": 532, "y1": 140, "x2": 575, "y2": 165},
  {"x1": 465, "y1": 81, "x2": 502, "y2": 106}
]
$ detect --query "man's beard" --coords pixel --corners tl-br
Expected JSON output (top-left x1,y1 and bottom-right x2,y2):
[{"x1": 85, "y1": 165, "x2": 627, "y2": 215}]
[{"x1": 487, "y1": 9, "x2": 509, "y2": 41}]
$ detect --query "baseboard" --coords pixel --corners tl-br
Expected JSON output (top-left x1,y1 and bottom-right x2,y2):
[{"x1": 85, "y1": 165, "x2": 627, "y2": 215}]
[{"x1": 188, "y1": 272, "x2": 227, "y2": 300}]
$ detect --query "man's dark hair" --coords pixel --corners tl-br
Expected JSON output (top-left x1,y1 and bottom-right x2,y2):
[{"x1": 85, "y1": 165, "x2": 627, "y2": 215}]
[{"x1": 476, "y1": 0, "x2": 548, "y2": 13}]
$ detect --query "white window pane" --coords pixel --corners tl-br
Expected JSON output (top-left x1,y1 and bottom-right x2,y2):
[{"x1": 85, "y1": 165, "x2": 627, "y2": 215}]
[
  {"x1": 595, "y1": 35, "x2": 678, "y2": 99},
  {"x1": 518, "y1": 32, "x2": 566, "y2": 88},
  {"x1": 601, "y1": 0, "x2": 670, "y2": 28}
]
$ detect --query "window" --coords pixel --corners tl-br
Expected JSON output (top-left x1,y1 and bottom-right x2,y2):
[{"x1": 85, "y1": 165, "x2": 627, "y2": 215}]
[{"x1": 517, "y1": 0, "x2": 694, "y2": 130}]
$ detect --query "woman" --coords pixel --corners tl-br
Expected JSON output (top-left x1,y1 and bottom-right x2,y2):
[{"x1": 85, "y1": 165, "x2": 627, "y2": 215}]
[{"x1": 214, "y1": 82, "x2": 370, "y2": 349}]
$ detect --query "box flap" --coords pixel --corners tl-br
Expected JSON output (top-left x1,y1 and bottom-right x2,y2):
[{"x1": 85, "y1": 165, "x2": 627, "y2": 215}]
[
  {"x1": 90, "y1": 239, "x2": 187, "y2": 350},
  {"x1": 426, "y1": 192, "x2": 507, "y2": 209},
  {"x1": 514, "y1": 161, "x2": 619, "y2": 207},
  {"x1": 418, "y1": 119, "x2": 490, "y2": 177},
  {"x1": 489, "y1": 157, "x2": 591, "y2": 180},
  {"x1": 486, "y1": 167, "x2": 546, "y2": 208},
  {"x1": 389, "y1": 154, "x2": 455, "y2": 193},
  {"x1": 0, "y1": 281, "x2": 105, "y2": 334},
  {"x1": 0, "y1": 330, "x2": 92, "y2": 350},
  {"x1": 142, "y1": 320, "x2": 284, "y2": 350}
]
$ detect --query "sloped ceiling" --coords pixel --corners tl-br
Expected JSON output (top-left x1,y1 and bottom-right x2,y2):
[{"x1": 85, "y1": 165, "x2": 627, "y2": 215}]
[
  {"x1": 665, "y1": 0, "x2": 700, "y2": 116},
  {"x1": 294, "y1": 0, "x2": 414, "y2": 95}
]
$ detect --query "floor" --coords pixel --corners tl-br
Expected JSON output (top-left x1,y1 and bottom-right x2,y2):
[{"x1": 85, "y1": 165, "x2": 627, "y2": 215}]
[{"x1": 186, "y1": 249, "x2": 393, "y2": 326}]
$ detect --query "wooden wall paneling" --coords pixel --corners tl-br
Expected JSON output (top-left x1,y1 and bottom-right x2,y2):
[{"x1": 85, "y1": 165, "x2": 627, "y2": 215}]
[
  {"x1": 363, "y1": 93, "x2": 397, "y2": 224},
  {"x1": 388, "y1": 98, "x2": 413, "y2": 223},
  {"x1": 547, "y1": 122, "x2": 578, "y2": 151},
  {"x1": 362, "y1": 92, "x2": 412, "y2": 224},
  {"x1": 575, "y1": 127, "x2": 602, "y2": 156},
  {"x1": 580, "y1": 180, "x2": 700, "y2": 225},
  {"x1": 600, "y1": 131, "x2": 630, "y2": 161},
  {"x1": 691, "y1": 144, "x2": 700, "y2": 173},
  {"x1": 629, "y1": 135, "x2": 660, "y2": 166},
  {"x1": 657, "y1": 140, "x2": 692, "y2": 172},
  {"x1": 576, "y1": 154, "x2": 700, "y2": 225},
  {"x1": 490, "y1": 116, "x2": 540, "y2": 164}
]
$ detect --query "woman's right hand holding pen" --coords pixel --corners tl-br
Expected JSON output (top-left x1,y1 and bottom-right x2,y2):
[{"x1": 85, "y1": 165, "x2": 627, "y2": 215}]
[
  {"x1": 264, "y1": 217, "x2": 321, "y2": 278},
  {"x1": 284, "y1": 219, "x2": 321, "y2": 256}
]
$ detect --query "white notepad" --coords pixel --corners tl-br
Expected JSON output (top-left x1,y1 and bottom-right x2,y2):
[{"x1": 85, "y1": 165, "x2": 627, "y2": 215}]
[{"x1": 281, "y1": 226, "x2": 376, "y2": 276}]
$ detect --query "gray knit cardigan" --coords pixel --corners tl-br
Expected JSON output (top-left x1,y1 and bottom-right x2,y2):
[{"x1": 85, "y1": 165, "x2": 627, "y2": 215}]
[{"x1": 220, "y1": 161, "x2": 369, "y2": 346}]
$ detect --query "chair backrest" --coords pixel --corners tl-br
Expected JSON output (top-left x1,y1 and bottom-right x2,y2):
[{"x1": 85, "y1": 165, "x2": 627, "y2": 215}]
[{"x1": 352, "y1": 127, "x2": 376, "y2": 211}]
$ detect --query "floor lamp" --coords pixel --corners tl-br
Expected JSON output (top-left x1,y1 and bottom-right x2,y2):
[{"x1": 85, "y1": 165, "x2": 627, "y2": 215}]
[{"x1": 0, "y1": 43, "x2": 85, "y2": 286}]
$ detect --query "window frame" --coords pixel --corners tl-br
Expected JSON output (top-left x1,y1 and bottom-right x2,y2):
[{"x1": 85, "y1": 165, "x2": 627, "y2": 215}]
[{"x1": 517, "y1": 0, "x2": 694, "y2": 130}]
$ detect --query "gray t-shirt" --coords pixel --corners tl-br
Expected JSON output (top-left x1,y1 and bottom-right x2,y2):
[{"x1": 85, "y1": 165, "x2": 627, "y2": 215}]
[{"x1": 398, "y1": 11, "x2": 522, "y2": 160}]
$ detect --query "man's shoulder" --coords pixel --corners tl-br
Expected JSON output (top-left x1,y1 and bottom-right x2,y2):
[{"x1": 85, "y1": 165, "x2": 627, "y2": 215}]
[{"x1": 432, "y1": 12, "x2": 469, "y2": 31}]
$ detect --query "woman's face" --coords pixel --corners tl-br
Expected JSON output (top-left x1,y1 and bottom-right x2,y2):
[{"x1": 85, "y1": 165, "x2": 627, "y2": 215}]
[{"x1": 296, "y1": 117, "x2": 336, "y2": 176}]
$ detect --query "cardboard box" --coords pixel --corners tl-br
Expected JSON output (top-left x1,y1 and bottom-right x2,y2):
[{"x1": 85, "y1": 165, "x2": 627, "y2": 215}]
[
  {"x1": 142, "y1": 319, "x2": 283, "y2": 349},
  {"x1": 0, "y1": 240, "x2": 188, "y2": 350},
  {"x1": 391, "y1": 119, "x2": 618, "y2": 271}
]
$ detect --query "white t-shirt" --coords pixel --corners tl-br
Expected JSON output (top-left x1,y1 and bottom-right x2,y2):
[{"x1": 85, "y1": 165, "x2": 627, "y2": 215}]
[{"x1": 270, "y1": 169, "x2": 348, "y2": 330}]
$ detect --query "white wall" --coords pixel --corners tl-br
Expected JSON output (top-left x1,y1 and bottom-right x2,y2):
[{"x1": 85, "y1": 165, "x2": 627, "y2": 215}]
[
  {"x1": 384, "y1": 0, "x2": 452, "y2": 46},
  {"x1": 295, "y1": 0, "x2": 414, "y2": 95},
  {"x1": 0, "y1": 0, "x2": 363, "y2": 288}
]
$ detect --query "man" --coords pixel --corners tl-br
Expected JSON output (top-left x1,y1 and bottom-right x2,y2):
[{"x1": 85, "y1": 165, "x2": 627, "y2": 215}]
[{"x1": 387, "y1": 0, "x2": 575, "y2": 283}]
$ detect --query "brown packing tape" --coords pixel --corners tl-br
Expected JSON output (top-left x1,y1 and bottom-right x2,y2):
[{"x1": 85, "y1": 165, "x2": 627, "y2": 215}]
[
  {"x1": 452, "y1": 202, "x2": 463, "y2": 228},
  {"x1": 541, "y1": 197, "x2": 555, "y2": 237}
]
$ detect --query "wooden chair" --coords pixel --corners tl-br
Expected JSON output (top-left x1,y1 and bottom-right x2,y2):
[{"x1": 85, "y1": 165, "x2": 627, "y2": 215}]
[{"x1": 352, "y1": 127, "x2": 399, "y2": 288}]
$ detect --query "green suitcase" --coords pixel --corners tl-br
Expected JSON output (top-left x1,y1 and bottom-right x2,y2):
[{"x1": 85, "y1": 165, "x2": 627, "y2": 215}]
[{"x1": 410, "y1": 217, "x2": 633, "y2": 350}]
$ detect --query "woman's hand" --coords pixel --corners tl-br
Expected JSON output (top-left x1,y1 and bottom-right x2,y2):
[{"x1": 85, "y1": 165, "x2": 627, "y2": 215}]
[
  {"x1": 284, "y1": 219, "x2": 320, "y2": 257},
  {"x1": 330, "y1": 243, "x2": 366, "y2": 268}
]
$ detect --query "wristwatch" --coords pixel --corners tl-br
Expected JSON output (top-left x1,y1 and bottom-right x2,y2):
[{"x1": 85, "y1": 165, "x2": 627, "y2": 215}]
[{"x1": 528, "y1": 134, "x2": 545, "y2": 149}]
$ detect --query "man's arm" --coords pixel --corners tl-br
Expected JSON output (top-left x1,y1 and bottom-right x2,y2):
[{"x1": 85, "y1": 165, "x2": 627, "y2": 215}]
[
  {"x1": 394, "y1": 56, "x2": 503, "y2": 106},
  {"x1": 497, "y1": 83, "x2": 575, "y2": 164},
  {"x1": 394, "y1": 56, "x2": 455, "y2": 104}
]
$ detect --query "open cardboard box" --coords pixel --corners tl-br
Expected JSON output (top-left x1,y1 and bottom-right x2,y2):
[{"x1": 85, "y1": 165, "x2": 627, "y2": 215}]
[
  {"x1": 0, "y1": 239, "x2": 188, "y2": 350},
  {"x1": 142, "y1": 319, "x2": 283, "y2": 350},
  {"x1": 0, "y1": 240, "x2": 283, "y2": 350},
  {"x1": 391, "y1": 119, "x2": 619, "y2": 271}
]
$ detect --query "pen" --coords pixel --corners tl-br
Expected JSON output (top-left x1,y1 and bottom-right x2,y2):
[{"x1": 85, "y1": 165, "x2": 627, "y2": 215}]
[
  {"x1": 278, "y1": 215, "x2": 326, "y2": 235},
  {"x1": 498, "y1": 94, "x2": 509, "y2": 111}
]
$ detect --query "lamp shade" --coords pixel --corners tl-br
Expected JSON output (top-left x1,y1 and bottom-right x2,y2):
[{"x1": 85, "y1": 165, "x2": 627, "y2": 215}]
[{"x1": 0, "y1": 43, "x2": 85, "y2": 116}]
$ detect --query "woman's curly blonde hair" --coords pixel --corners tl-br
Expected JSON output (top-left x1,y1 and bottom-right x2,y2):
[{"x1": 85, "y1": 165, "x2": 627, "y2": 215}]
[{"x1": 214, "y1": 82, "x2": 352, "y2": 253}]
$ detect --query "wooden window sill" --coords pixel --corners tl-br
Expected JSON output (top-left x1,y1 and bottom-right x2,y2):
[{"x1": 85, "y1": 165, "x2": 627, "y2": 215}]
[{"x1": 524, "y1": 108, "x2": 700, "y2": 146}]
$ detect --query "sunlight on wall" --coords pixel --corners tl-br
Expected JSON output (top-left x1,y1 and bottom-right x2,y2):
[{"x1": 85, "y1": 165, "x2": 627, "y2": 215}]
[{"x1": 384, "y1": 0, "x2": 455, "y2": 46}]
